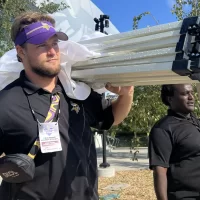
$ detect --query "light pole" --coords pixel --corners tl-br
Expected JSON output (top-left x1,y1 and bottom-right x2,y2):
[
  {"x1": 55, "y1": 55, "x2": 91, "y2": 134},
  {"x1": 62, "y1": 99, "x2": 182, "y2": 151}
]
[
  {"x1": 93, "y1": 14, "x2": 111, "y2": 168},
  {"x1": 99, "y1": 130, "x2": 110, "y2": 168},
  {"x1": 94, "y1": 14, "x2": 110, "y2": 35}
]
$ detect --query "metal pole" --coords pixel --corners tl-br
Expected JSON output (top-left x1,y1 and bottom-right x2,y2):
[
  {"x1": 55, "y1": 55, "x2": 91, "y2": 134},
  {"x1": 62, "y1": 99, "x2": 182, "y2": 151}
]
[
  {"x1": 149, "y1": 12, "x2": 159, "y2": 25},
  {"x1": 100, "y1": 17, "x2": 104, "y2": 33},
  {"x1": 99, "y1": 130, "x2": 110, "y2": 168}
]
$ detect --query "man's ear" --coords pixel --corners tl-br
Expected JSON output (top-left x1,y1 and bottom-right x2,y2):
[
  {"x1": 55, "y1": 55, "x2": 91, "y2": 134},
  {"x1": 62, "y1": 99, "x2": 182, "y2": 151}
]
[{"x1": 16, "y1": 45, "x2": 26, "y2": 62}]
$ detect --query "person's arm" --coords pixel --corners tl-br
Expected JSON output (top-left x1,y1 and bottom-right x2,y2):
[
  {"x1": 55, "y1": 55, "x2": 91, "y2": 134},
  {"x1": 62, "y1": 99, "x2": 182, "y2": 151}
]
[
  {"x1": 149, "y1": 127, "x2": 173, "y2": 200},
  {"x1": 153, "y1": 166, "x2": 168, "y2": 200},
  {"x1": 111, "y1": 92, "x2": 133, "y2": 125},
  {"x1": 106, "y1": 84, "x2": 134, "y2": 125},
  {"x1": 83, "y1": 86, "x2": 133, "y2": 130}
]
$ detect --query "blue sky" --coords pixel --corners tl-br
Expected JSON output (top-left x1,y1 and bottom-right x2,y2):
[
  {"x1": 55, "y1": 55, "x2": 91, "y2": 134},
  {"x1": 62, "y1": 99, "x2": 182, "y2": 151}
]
[{"x1": 92, "y1": 0, "x2": 178, "y2": 33}]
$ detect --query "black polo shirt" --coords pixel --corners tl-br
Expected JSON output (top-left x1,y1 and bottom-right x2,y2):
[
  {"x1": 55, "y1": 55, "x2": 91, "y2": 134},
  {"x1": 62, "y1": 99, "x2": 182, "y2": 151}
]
[
  {"x1": 149, "y1": 109, "x2": 200, "y2": 193},
  {"x1": 0, "y1": 70, "x2": 114, "y2": 200}
]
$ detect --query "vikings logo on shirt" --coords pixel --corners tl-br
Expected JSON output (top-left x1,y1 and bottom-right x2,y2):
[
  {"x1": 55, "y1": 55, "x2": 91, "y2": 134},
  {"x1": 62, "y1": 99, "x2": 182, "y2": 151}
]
[{"x1": 70, "y1": 102, "x2": 80, "y2": 114}]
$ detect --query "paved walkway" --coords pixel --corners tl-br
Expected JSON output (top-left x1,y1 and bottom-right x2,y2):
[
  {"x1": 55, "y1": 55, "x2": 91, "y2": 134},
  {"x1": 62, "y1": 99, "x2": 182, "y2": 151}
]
[{"x1": 97, "y1": 147, "x2": 149, "y2": 171}]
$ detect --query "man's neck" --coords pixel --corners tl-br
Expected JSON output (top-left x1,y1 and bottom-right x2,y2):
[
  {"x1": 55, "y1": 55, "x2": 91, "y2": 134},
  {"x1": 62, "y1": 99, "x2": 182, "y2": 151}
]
[
  {"x1": 170, "y1": 109, "x2": 191, "y2": 118},
  {"x1": 25, "y1": 69, "x2": 57, "y2": 93},
  {"x1": 177, "y1": 112, "x2": 191, "y2": 118}
]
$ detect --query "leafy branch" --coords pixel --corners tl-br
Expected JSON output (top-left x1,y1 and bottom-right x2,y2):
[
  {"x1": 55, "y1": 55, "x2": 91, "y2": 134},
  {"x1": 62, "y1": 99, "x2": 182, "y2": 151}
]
[{"x1": 133, "y1": 11, "x2": 150, "y2": 30}]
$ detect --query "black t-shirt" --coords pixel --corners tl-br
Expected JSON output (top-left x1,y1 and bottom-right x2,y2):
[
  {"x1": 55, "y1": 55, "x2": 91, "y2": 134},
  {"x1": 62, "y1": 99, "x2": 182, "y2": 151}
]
[
  {"x1": 0, "y1": 70, "x2": 114, "y2": 200},
  {"x1": 149, "y1": 109, "x2": 200, "y2": 192}
]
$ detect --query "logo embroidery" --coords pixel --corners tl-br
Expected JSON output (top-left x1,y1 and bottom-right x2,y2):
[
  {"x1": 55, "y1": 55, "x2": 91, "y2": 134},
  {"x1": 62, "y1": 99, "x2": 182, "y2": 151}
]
[
  {"x1": 41, "y1": 22, "x2": 51, "y2": 30},
  {"x1": 2, "y1": 171, "x2": 19, "y2": 178},
  {"x1": 70, "y1": 102, "x2": 80, "y2": 114}
]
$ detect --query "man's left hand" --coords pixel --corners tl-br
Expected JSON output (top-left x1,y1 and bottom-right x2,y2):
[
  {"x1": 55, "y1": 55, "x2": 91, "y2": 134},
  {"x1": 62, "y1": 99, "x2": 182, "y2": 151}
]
[{"x1": 105, "y1": 83, "x2": 134, "y2": 96}]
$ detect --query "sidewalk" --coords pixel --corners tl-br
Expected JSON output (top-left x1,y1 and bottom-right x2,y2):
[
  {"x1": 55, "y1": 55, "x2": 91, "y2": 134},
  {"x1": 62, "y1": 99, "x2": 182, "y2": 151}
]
[{"x1": 97, "y1": 147, "x2": 149, "y2": 171}]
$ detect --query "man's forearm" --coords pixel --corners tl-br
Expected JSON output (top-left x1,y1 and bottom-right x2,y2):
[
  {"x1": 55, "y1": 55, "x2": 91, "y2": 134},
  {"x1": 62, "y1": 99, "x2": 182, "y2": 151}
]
[
  {"x1": 111, "y1": 93, "x2": 133, "y2": 125},
  {"x1": 153, "y1": 170, "x2": 168, "y2": 200}
]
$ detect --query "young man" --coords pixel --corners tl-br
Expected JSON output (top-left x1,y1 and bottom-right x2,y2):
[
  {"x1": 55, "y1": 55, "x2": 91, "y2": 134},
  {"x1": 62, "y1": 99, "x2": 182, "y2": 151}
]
[
  {"x1": 0, "y1": 12, "x2": 133, "y2": 200},
  {"x1": 149, "y1": 84, "x2": 200, "y2": 200}
]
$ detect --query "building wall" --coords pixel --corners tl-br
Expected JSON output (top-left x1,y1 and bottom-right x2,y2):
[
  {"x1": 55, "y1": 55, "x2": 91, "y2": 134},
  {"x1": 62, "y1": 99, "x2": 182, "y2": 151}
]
[{"x1": 36, "y1": 0, "x2": 119, "y2": 42}]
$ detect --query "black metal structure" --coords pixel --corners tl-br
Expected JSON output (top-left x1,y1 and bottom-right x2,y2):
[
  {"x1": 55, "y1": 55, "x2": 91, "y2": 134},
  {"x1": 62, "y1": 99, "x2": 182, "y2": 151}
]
[
  {"x1": 94, "y1": 14, "x2": 110, "y2": 35},
  {"x1": 172, "y1": 17, "x2": 200, "y2": 78},
  {"x1": 99, "y1": 130, "x2": 110, "y2": 168}
]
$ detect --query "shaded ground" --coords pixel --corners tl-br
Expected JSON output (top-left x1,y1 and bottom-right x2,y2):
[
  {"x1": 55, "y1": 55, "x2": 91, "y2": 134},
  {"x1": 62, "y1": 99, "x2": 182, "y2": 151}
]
[{"x1": 98, "y1": 170, "x2": 156, "y2": 200}]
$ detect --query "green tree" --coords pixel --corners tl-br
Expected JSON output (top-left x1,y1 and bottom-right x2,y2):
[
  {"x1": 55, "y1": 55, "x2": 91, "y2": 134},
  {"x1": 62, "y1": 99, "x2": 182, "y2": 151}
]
[
  {"x1": 171, "y1": 0, "x2": 200, "y2": 21},
  {"x1": 133, "y1": 11, "x2": 150, "y2": 30},
  {"x1": 0, "y1": 0, "x2": 69, "y2": 56},
  {"x1": 110, "y1": 86, "x2": 167, "y2": 137}
]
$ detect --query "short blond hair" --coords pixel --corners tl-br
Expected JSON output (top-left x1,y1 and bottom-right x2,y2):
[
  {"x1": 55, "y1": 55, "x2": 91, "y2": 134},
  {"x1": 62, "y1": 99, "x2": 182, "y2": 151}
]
[{"x1": 11, "y1": 11, "x2": 55, "y2": 42}]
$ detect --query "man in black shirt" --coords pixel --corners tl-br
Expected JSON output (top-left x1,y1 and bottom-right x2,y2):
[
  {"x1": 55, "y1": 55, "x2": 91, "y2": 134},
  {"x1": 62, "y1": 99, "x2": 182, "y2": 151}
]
[
  {"x1": 149, "y1": 84, "x2": 200, "y2": 200},
  {"x1": 0, "y1": 11, "x2": 133, "y2": 200}
]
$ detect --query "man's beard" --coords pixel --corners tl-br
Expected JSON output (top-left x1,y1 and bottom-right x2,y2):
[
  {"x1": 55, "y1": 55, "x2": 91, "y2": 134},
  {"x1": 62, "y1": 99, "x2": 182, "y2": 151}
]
[{"x1": 31, "y1": 65, "x2": 61, "y2": 78}]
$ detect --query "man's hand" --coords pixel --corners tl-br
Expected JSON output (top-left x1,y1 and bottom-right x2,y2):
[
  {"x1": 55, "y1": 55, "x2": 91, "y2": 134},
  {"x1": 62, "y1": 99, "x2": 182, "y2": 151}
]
[
  {"x1": 105, "y1": 84, "x2": 134, "y2": 96},
  {"x1": 106, "y1": 84, "x2": 134, "y2": 125}
]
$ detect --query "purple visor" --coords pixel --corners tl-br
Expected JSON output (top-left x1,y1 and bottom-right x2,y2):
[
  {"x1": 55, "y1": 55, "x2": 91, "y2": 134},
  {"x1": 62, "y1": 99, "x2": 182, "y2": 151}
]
[{"x1": 14, "y1": 21, "x2": 68, "y2": 46}]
